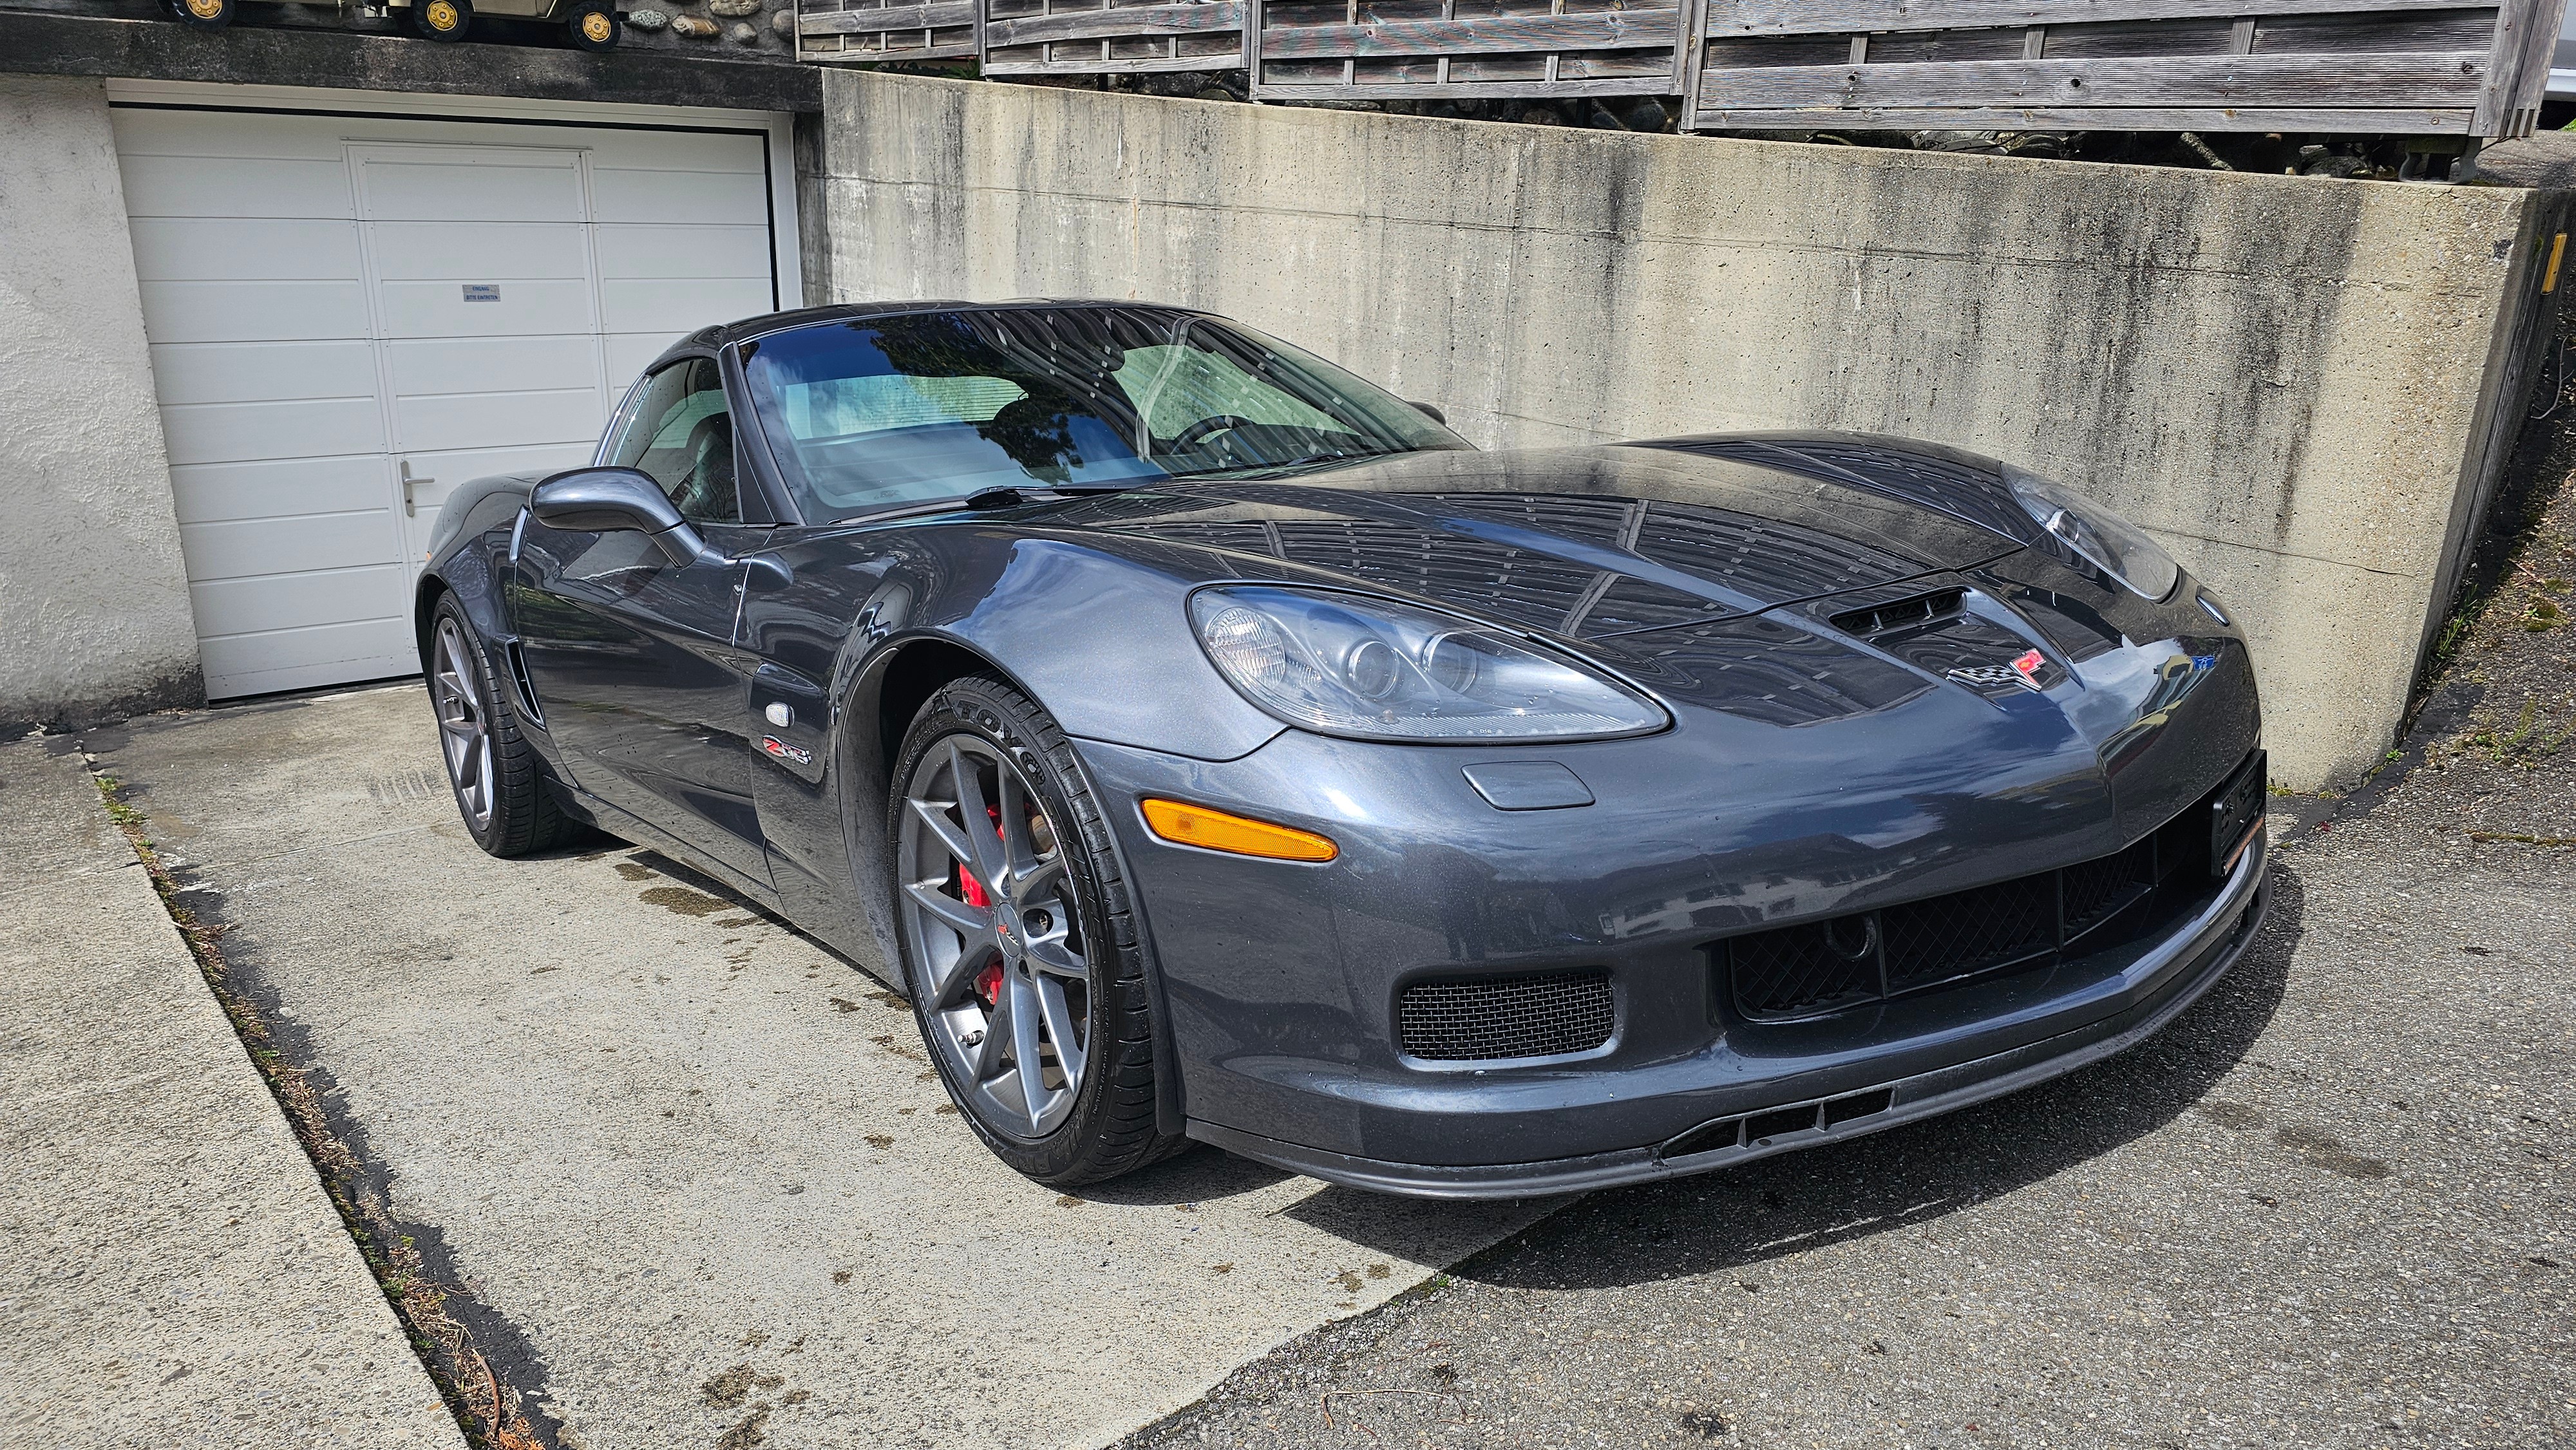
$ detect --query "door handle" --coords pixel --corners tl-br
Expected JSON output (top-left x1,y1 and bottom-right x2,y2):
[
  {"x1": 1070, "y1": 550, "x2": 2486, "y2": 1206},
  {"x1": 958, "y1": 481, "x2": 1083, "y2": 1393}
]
[{"x1": 401, "y1": 458, "x2": 435, "y2": 517}]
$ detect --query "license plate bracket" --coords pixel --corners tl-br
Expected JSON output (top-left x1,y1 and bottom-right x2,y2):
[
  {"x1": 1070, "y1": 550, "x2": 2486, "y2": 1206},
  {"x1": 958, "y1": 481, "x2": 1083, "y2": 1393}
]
[{"x1": 2208, "y1": 749, "x2": 2267, "y2": 876}]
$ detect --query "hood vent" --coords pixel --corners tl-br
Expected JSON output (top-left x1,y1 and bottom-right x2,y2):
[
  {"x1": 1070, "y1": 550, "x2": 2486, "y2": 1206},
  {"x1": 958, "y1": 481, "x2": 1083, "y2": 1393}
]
[{"x1": 1828, "y1": 588, "x2": 1966, "y2": 639}]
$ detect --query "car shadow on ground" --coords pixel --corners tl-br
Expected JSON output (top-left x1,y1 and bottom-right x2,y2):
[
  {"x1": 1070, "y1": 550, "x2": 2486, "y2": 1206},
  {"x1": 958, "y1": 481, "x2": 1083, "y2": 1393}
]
[{"x1": 1344, "y1": 863, "x2": 2309, "y2": 1288}]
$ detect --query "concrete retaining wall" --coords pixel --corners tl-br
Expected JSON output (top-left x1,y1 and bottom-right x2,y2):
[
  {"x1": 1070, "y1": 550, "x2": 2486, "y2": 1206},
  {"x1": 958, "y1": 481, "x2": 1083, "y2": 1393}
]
[
  {"x1": 804, "y1": 70, "x2": 2557, "y2": 791},
  {"x1": 0, "y1": 75, "x2": 200, "y2": 731}
]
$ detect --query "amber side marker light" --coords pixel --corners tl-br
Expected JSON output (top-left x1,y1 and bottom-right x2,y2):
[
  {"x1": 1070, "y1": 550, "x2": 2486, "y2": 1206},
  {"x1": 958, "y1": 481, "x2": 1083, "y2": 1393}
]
[{"x1": 1141, "y1": 798, "x2": 1338, "y2": 862}]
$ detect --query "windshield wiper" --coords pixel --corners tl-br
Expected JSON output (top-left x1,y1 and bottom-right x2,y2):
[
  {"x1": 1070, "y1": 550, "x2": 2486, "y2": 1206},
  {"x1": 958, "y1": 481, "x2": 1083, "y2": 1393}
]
[{"x1": 829, "y1": 482, "x2": 1149, "y2": 525}]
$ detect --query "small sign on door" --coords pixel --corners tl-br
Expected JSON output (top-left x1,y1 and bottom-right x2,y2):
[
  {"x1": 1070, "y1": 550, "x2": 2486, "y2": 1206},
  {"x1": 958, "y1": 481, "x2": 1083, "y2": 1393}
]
[{"x1": 462, "y1": 284, "x2": 500, "y2": 303}]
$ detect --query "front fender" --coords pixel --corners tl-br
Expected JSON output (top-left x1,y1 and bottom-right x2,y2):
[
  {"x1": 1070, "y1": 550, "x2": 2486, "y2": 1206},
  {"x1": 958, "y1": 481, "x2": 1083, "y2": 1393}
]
[{"x1": 413, "y1": 480, "x2": 532, "y2": 668}]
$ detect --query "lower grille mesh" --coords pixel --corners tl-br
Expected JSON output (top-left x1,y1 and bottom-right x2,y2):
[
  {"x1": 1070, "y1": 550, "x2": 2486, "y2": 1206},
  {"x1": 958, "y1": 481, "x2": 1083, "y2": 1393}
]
[
  {"x1": 1398, "y1": 970, "x2": 1615, "y2": 1062},
  {"x1": 1727, "y1": 790, "x2": 2231, "y2": 1022}
]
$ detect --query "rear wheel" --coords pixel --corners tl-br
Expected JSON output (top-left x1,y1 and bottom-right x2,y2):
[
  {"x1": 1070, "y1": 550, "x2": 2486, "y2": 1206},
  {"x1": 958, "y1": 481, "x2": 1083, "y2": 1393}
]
[
  {"x1": 410, "y1": 0, "x2": 472, "y2": 40},
  {"x1": 565, "y1": 2, "x2": 620, "y2": 50},
  {"x1": 163, "y1": 0, "x2": 234, "y2": 28},
  {"x1": 427, "y1": 598, "x2": 578, "y2": 858},
  {"x1": 891, "y1": 675, "x2": 1183, "y2": 1187}
]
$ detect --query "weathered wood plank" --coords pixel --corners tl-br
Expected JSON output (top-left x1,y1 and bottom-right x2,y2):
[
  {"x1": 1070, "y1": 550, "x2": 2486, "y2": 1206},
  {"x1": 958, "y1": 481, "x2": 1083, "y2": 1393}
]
[
  {"x1": 804, "y1": 38, "x2": 979, "y2": 59},
  {"x1": 989, "y1": 48, "x2": 1241, "y2": 70},
  {"x1": 1704, "y1": 0, "x2": 2492, "y2": 37},
  {"x1": 983, "y1": 1, "x2": 1239, "y2": 45},
  {"x1": 1259, "y1": 8, "x2": 1678, "y2": 59},
  {"x1": 1256, "y1": 74, "x2": 1676, "y2": 95},
  {"x1": 1687, "y1": 102, "x2": 2479, "y2": 131},
  {"x1": 797, "y1": 1, "x2": 976, "y2": 35},
  {"x1": 1694, "y1": 52, "x2": 2487, "y2": 107},
  {"x1": 2476, "y1": 0, "x2": 2559, "y2": 133}
]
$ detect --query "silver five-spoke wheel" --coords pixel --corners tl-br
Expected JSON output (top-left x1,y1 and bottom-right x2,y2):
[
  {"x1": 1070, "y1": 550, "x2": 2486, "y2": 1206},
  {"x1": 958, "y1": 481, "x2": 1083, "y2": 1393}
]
[
  {"x1": 897, "y1": 735, "x2": 1090, "y2": 1140},
  {"x1": 432, "y1": 616, "x2": 495, "y2": 831}
]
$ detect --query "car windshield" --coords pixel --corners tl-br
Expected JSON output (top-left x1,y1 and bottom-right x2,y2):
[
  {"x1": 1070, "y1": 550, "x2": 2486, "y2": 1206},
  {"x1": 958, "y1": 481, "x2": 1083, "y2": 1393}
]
[{"x1": 736, "y1": 306, "x2": 1468, "y2": 519}]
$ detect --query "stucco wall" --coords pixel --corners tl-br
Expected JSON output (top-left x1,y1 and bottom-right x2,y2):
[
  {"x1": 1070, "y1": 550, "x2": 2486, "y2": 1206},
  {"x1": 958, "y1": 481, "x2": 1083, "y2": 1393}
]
[
  {"x1": 0, "y1": 75, "x2": 199, "y2": 731},
  {"x1": 804, "y1": 70, "x2": 2550, "y2": 792}
]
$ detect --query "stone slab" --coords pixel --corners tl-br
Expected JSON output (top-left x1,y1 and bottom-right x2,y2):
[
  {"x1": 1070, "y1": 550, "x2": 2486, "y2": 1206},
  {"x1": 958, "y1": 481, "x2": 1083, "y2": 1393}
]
[{"x1": 0, "y1": 732, "x2": 464, "y2": 1450}]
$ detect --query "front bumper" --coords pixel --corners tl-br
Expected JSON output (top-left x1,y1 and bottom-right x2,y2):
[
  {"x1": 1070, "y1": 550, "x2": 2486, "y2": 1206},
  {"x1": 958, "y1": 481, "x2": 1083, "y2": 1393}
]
[
  {"x1": 1075, "y1": 700, "x2": 2269, "y2": 1198},
  {"x1": 1187, "y1": 833, "x2": 2266, "y2": 1197}
]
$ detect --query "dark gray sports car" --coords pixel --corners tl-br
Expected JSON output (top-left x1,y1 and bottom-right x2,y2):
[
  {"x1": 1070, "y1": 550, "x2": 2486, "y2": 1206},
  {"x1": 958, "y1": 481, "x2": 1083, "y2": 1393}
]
[{"x1": 416, "y1": 301, "x2": 2269, "y2": 1197}]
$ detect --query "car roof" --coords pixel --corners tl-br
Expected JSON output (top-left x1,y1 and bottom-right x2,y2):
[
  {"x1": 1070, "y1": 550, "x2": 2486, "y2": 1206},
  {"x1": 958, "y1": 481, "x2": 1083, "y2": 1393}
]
[{"x1": 650, "y1": 298, "x2": 1216, "y2": 373}]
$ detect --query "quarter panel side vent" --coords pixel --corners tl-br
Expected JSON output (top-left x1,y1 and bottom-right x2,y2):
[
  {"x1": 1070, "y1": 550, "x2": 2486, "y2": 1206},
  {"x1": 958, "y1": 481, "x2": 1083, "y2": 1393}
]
[{"x1": 504, "y1": 640, "x2": 545, "y2": 727}]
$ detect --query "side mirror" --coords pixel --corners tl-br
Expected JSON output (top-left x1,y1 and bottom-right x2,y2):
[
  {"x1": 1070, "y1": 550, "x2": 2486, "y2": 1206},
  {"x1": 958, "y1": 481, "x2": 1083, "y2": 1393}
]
[
  {"x1": 531, "y1": 467, "x2": 705, "y2": 566},
  {"x1": 1410, "y1": 400, "x2": 1448, "y2": 426}
]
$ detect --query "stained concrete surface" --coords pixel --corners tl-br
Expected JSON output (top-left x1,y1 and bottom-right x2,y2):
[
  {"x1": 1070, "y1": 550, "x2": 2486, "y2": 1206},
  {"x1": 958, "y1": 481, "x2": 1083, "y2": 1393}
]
[
  {"x1": 0, "y1": 733, "x2": 462, "y2": 1450},
  {"x1": 1106, "y1": 469, "x2": 2576, "y2": 1449},
  {"x1": 82, "y1": 686, "x2": 1558, "y2": 1450}
]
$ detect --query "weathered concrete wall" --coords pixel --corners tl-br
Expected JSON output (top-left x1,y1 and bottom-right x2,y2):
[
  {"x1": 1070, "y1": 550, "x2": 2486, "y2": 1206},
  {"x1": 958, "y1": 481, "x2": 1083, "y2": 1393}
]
[
  {"x1": 806, "y1": 70, "x2": 2550, "y2": 792},
  {"x1": 0, "y1": 75, "x2": 200, "y2": 731}
]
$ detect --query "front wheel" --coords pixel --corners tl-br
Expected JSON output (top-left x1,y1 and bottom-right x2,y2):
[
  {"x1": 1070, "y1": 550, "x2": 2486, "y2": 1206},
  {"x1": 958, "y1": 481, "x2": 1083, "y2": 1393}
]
[
  {"x1": 891, "y1": 675, "x2": 1184, "y2": 1187},
  {"x1": 565, "y1": 2, "x2": 620, "y2": 50},
  {"x1": 410, "y1": 0, "x2": 472, "y2": 41},
  {"x1": 164, "y1": 0, "x2": 234, "y2": 29}
]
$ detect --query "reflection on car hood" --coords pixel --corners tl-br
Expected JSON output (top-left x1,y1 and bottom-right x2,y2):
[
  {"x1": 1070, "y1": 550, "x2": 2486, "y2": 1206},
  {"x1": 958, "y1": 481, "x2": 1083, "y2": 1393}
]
[
  {"x1": 1058, "y1": 434, "x2": 2032, "y2": 641},
  {"x1": 1034, "y1": 433, "x2": 2240, "y2": 760}
]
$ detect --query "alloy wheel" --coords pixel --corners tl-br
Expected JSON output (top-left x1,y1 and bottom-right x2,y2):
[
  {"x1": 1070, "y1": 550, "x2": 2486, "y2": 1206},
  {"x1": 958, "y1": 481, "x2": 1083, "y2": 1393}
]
[
  {"x1": 432, "y1": 618, "x2": 495, "y2": 830},
  {"x1": 897, "y1": 735, "x2": 1090, "y2": 1140}
]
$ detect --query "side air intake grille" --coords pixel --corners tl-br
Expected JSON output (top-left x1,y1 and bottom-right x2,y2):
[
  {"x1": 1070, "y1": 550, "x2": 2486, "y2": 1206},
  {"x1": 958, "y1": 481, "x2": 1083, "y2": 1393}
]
[
  {"x1": 1397, "y1": 969, "x2": 1615, "y2": 1062},
  {"x1": 1723, "y1": 761, "x2": 2257, "y2": 1022},
  {"x1": 1828, "y1": 588, "x2": 1966, "y2": 638}
]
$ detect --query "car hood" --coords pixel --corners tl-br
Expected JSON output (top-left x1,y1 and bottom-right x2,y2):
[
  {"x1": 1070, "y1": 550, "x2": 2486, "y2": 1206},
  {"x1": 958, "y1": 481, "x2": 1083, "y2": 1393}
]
[
  {"x1": 1028, "y1": 432, "x2": 2246, "y2": 787},
  {"x1": 1055, "y1": 433, "x2": 2038, "y2": 641}
]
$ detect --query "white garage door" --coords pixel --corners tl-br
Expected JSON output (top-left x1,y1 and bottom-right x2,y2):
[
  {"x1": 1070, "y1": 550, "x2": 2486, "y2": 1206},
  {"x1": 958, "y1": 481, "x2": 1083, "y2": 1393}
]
[{"x1": 114, "y1": 105, "x2": 782, "y2": 699}]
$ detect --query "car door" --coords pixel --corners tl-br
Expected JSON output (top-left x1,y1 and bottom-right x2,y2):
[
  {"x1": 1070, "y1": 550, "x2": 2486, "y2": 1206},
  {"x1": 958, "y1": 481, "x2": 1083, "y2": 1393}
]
[{"x1": 511, "y1": 355, "x2": 775, "y2": 889}]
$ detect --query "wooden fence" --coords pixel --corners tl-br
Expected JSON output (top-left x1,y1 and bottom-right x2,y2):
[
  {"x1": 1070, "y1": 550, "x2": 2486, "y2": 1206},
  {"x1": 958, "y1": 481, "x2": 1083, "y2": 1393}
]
[
  {"x1": 797, "y1": 0, "x2": 978, "y2": 62},
  {"x1": 983, "y1": 0, "x2": 1245, "y2": 77},
  {"x1": 1248, "y1": 0, "x2": 1685, "y2": 100},
  {"x1": 797, "y1": 0, "x2": 2566, "y2": 138},
  {"x1": 1681, "y1": 1, "x2": 2559, "y2": 138}
]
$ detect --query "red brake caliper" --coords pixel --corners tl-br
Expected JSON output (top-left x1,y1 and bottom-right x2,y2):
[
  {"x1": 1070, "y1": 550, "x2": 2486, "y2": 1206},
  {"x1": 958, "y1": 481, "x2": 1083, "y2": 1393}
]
[{"x1": 958, "y1": 803, "x2": 1011, "y2": 1009}]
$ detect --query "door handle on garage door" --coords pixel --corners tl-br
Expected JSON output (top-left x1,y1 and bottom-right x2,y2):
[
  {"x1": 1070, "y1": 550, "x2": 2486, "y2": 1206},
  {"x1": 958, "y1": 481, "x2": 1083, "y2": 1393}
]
[{"x1": 401, "y1": 458, "x2": 435, "y2": 516}]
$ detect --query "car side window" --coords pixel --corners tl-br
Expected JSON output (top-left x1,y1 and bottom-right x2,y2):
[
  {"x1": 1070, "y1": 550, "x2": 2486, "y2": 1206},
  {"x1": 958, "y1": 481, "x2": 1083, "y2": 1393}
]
[{"x1": 604, "y1": 357, "x2": 739, "y2": 523}]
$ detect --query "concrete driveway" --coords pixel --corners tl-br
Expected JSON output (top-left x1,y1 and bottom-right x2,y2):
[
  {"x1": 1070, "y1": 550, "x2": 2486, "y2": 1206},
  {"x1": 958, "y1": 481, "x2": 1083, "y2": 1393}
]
[{"x1": 86, "y1": 685, "x2": 1555, "y2": 1450}]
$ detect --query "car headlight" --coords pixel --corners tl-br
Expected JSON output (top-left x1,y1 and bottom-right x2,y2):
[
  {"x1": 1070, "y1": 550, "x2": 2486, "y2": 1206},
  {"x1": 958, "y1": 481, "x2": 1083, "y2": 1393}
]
[
  {"x1": 1189, "y1": 586, "x2": 1667, "y2": 742},
  {"x1": 2005, "y1": 468, "x2": 2181, "y2": 602}
]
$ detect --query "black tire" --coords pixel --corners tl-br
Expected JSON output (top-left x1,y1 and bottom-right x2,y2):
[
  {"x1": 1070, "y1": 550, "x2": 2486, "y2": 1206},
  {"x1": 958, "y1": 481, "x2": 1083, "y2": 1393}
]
[
  {"x1": 565, "y1": 1, "x2": 620, "y2": 50},
  {"x1": 409, "y1": 0, "x2": 472, "y2": 41},
  {"x1": 163, "y1": 0, "x2": 234, "y2": 29},
  {"x1": 425, "y1": 596, "x2": 579, "y2": 858},
  {"x1": 889, "y1": 675, "x2": 1185, "y2": 1187}
]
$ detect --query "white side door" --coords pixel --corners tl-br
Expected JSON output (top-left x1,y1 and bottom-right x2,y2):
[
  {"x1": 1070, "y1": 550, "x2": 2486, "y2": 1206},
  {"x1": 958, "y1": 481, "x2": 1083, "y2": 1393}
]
[{"x1": 348, "y1": 144, "x2": 612, "y2": 569}]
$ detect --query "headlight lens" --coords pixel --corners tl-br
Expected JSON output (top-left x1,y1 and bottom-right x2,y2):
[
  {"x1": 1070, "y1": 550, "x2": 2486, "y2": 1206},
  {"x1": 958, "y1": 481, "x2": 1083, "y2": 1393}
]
[
  {"x1": 1190, "y1": 587, "x2": 1666, "y2": 742},
  {"x1": 2006, "y1": 468, "x2": 2181, "y2": 601}
]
